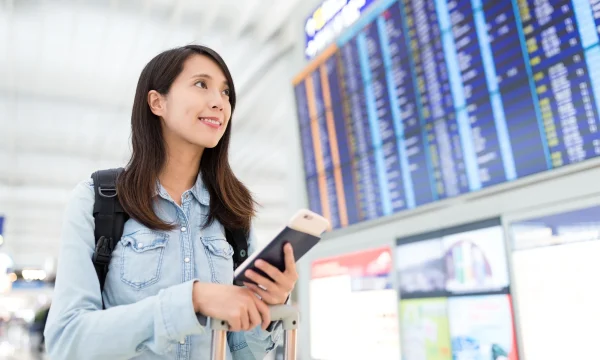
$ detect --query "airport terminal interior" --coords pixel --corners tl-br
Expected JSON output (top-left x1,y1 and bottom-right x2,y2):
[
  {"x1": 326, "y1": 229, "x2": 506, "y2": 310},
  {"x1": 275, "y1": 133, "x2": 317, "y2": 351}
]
[{"x1": 1, "y1": 0, "x2": 600, "y2": 359}]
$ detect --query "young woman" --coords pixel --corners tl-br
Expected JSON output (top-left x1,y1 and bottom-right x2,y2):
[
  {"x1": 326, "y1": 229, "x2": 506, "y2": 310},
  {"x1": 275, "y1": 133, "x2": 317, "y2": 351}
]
[{"x1": 44, "y1": 45, "x2": 298, "y2": 360}]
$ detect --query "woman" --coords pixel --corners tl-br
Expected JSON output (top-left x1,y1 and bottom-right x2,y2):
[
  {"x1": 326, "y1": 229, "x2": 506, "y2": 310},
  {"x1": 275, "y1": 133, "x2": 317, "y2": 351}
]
[{"x1": 44, "y1": 45, "x2": 298, "y2": 360}]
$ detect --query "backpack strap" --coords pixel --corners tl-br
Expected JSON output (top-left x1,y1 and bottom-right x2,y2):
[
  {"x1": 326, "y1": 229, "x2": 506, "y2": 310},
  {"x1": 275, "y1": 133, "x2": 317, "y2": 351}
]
[
  {"x1": 225, "y1": 227, "x2": 249, "y2": 271},
  {"x1": 91, "y1": 168, "x2": 128, "y2": 296}
]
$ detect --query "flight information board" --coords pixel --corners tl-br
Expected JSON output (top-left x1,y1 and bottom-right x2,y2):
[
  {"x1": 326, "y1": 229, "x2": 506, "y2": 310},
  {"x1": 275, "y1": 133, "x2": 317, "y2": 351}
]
[{"x1": 293, "y1": 0, "x2": 600, "y2": 229}]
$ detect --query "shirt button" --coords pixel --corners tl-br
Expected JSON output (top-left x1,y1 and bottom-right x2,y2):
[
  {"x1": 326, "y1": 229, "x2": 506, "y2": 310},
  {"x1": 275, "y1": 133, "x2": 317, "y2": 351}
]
[
  {"x1": 184, "y1": 257, "x2": 190, "y2": 263},
  {"x1": 180, "y1": 340, "x2": 186, "y2": 345},
  {"x1": 181, "y1": 226, "x2": 187, "y2": 232},
  {"x1": 137, "y1": 243, "x2": 143, "y2": 249}
]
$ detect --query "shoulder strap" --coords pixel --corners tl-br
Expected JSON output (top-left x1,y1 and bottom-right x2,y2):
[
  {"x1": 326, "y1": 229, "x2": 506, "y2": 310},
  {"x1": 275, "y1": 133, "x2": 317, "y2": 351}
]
[
  {"x1": 225, "y1": 228, "x2": 248, "y2": 270},
  {"x1": 91, "y1": 168, "x2": 129, "y2": 294}
]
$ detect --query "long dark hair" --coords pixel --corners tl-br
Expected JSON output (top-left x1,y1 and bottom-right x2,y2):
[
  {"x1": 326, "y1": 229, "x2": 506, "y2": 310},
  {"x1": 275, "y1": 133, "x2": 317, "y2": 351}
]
[{"x1": 117, "y1": 45, "x2": 255, "y2": 232}]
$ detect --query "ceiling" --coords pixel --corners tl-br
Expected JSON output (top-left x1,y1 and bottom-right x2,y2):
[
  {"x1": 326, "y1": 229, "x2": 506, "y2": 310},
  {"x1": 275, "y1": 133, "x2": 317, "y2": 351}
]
[{"x1": 0, "y1": 0, "x2": 311, "y2": 268}]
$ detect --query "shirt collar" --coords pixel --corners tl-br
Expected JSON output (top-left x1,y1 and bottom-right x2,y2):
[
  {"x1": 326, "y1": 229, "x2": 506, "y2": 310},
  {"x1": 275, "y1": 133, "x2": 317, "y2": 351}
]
[
  {"x1": 191, "y1": 171, "x2": 210, "y2": 206},
  {"x1": 154, "y1": 171, "x2": 210, "y2": 206}
]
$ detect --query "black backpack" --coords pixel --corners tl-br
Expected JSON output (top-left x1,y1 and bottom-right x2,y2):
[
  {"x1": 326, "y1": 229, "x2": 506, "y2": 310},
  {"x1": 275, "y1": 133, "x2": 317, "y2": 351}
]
[{"x1": 90, "y1": 168, "x2": 249, "y2": 294}]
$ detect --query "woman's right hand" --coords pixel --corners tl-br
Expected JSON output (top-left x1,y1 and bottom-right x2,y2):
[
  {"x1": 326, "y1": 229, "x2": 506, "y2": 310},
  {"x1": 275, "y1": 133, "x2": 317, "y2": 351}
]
[{"x1": 192, "y1": 282, "x2": 271, "y2": 332}]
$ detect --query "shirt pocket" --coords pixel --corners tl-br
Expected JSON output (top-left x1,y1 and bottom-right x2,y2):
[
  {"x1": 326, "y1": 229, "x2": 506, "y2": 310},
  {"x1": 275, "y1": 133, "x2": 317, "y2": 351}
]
[
  {"x1": 201, "y1": 236, "x2": 234, "y2": 284},
  {"x1": 120, "y1": 230, "x2": 169, "y2": 290}
]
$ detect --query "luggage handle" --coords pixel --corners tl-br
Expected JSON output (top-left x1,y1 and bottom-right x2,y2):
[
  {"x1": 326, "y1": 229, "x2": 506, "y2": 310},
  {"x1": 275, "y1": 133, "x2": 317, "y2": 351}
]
[{"x1": 209, "y1": 304, "x2": 299, "y2": 360}]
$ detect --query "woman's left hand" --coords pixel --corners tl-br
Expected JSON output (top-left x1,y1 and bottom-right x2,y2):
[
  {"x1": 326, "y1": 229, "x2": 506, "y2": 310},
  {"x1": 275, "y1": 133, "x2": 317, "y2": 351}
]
[{"x1": 243, "y1": 243, "x2": 298, "y2": 305}]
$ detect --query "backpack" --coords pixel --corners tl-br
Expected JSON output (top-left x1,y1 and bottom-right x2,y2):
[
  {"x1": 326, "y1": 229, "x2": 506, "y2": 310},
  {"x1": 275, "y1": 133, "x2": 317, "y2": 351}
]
[{"x1": 90, "y1": 168, "x2": 249, "y2": 295}]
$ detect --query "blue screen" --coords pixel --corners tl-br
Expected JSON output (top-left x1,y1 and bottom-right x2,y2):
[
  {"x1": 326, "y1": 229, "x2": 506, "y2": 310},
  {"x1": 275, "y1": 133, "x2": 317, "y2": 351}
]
[{"x1": 294, "y1": 0, "x2": 600, "y2": 229}]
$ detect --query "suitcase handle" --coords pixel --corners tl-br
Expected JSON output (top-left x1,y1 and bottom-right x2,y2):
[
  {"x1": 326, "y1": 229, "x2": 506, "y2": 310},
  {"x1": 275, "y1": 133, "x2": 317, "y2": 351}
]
[{"x1": 209, "y1": 304, "x2": 299, "y2": 360}]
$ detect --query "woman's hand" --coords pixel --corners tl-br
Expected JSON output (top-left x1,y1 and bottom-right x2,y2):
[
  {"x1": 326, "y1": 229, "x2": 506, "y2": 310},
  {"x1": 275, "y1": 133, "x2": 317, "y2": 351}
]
[
  {"x1": 192, "y1": 282, "x2": 271, "y2": 332},
  {"x1": 243, "y1": 243, "x2": 299, "y2": 305}
]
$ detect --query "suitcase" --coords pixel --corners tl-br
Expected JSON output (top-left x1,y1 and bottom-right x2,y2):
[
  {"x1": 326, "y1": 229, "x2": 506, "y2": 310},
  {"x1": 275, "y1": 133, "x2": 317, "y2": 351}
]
[{"x1": 209, "y1": 304, "x2": 299, "y2": 360}]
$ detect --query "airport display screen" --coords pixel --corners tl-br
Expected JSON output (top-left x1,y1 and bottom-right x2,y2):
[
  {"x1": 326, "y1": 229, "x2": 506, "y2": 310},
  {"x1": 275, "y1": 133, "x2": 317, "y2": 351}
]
[
  {"x1": 396, "y1": 219, "x2": 519, "y2": 360},
  {"x1": 509, "y1": 204, "x2": 600, "y2": 360},
  {"x1": 309, "y1": 246, "x2": 400, "y2": 360},
  {"x1": 294, "y1": 0, "x2": 600, "y2": 229}
]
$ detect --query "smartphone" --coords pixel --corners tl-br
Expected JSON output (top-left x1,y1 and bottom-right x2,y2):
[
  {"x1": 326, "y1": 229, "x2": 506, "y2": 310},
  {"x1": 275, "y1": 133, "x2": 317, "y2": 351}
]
[
  {"x1": 233, "y1": 209, "x2": 330, "y2": 285},
  {"x1": 287, "y1": 208, "x2": 331, "y2": 236}
]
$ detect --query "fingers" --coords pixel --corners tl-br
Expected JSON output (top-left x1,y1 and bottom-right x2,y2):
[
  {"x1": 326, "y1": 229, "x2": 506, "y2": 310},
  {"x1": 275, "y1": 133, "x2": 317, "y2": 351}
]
[
  {"x1": 247, "y1": 298, "x2": 262, "y2": 331},
  {"x1": 252, "y1": 260, "x2": 286, "y2": 284},
  {"x1": 251, "y1": 244, "x2": 297, "y2": 286},
  {"x1": 243, "y1": 246, "x2": 298, "y2": 307},
  {"x1": 283, "y1": 243, "x2": 297, "y2": 276},
  {"x1": 242, "y1": 308, "x2": 250, "y2": 331},
  {"x1": 228, "y1": 301, "x2": 251, "y2": 332},
  {"x1": 251, "y1": 294, "x2": 271, "y2": 330},
  {"x1": 244, "y1": 282, "x2": 284, "y2": 305},
  {"x1": 239, "y1": 303, "x2": 250, "y2": 332},
  {"x1": 244, "y1": 269, "x2": 278, "y2": 292},
  {"x1": 228, "y1": 315, "x2": 241, "y2": 332}
]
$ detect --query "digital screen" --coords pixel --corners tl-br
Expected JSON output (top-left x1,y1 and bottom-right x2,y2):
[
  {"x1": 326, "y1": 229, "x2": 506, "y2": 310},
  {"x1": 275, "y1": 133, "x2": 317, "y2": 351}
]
[
  {"x1": 442, "y1": 226, "x2": 510, "y2": 295},
  {"x1": 396, "y1": 219, "x2": 517, "y2": 359},
  {"x1": 309, "y1": 247, "x2": 400, "y2": 360},
  {"x1": 397, "y1": 219, "x2": 510, "y2": 297},
  {"x1": 294, "y1": 0, "x2": 600, "y2": 229},
  {"x1": 509, "y1": 205, "x2": 600, "y2": 360},
  {"x1": 396, "y1": 237, "x2": 447, "y2": 298},
  {"x1": 400, "y1": 298, "x2": 452, "y2": 360},
  {"x1": 447, "y1": 295, "x2": 519, "y2": 360}
]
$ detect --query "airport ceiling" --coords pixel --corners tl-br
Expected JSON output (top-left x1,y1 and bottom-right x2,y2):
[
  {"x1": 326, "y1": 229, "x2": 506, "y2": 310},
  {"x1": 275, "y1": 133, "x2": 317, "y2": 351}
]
[{"x1": 0, "y1": 0, "x2": 309, "y2": 268}]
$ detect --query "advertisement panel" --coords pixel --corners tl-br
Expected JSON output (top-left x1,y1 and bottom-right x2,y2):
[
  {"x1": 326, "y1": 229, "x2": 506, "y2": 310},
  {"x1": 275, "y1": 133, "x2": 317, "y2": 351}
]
[
  {"x1": 447, "y1": 295, "x2": 518, "y2": 360},
  {"x1": 396, "y1": 238, "x2": 446, "y2": 298},
  {"x1": 442, "y1": 226, "x2": 510, "y2": 295},
  {"x1": 310, "y1": 246, "x2": 399, "y2": 360},
  {"x1": 400, "y1": 298, "x2": 452, "y2": 360},
  {"x1": 510, "y1": 204, "x2": 600, "y2": 359}
]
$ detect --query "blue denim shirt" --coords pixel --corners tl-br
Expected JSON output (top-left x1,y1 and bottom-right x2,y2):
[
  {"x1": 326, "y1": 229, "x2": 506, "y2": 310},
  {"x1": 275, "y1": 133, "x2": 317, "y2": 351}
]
[{"x1": 44, "y1": 173, "x2": 282, "y2": 360}]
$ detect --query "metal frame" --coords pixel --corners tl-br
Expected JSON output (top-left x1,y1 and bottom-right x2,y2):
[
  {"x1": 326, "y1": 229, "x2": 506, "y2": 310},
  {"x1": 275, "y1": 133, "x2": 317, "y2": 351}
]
[{"x1": 209, "y1": 304, "x2": 300, "y2": 360}]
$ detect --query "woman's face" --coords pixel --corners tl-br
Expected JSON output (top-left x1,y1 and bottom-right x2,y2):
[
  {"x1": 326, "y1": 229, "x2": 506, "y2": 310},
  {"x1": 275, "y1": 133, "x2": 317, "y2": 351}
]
[{"x1": 150, "y1": 54, "x2": 232, "y2": 149}]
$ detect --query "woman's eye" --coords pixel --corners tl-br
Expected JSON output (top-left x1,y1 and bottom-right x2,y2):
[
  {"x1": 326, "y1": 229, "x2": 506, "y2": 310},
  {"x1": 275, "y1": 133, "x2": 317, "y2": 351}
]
[
  {"x1": 222, "y1": 88, "x2": 230, "y2": 96},
  {"x1": 195, "y1": 81, "x2": 207, "y2": 89}
]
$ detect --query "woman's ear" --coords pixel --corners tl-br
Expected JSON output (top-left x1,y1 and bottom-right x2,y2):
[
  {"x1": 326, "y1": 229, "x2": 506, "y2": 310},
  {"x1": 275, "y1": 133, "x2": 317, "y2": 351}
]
[{"x1": 148, "y1": 90, "x2": 165, "y2": 117}]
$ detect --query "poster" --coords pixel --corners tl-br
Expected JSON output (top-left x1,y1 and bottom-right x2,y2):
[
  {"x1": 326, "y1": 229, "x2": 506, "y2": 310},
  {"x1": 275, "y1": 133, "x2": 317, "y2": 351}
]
[
  {"x1": 447, "y1": 295, "x2": 518, "y2": 360},
  {"x1": 396, "y1": 239, "x2": 446, "y2": 297},
  {"x1": 400, "y1": 298, "x2": 452, "y2": 360},
  {"x1": 442, "y1": 226, "x2": 510, "y2": 294},
  {"x1": 310, "y1": 246, "x2": 400, "y2": 360}
]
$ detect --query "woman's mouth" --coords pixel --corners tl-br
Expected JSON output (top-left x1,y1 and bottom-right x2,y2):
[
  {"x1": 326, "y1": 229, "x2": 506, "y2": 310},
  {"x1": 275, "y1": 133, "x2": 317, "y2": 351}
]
[{"x1": 199, "y1": 117, "x2": 222, "y2": 129}]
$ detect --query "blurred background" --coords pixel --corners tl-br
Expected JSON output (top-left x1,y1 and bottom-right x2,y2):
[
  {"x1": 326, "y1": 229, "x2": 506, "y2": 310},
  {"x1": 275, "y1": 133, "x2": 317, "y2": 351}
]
[
  {"x1": 1, "y1": 0, "x2": 600, "y2": 359},
  {"x1": 0, "y1": 0, "x2": 309, "y2": 358}
]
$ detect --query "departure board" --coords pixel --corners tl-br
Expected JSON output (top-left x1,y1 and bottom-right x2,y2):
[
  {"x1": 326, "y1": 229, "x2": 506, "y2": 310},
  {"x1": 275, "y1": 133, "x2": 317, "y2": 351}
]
[{"x1": 293, "y1": 0, "x2": 600, "y2": 229}]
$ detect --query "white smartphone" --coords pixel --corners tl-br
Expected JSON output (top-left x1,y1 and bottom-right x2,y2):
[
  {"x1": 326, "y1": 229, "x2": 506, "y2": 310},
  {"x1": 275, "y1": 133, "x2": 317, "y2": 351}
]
[{"x1": 233, "y1": 209, "x2": 330, "y2": 284}]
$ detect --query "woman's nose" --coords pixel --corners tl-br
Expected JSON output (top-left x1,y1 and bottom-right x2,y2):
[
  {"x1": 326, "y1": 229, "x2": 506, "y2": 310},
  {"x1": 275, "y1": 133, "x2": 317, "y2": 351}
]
[{"x1": 209, "y1": 91, "x2": 224, "y2": 110}]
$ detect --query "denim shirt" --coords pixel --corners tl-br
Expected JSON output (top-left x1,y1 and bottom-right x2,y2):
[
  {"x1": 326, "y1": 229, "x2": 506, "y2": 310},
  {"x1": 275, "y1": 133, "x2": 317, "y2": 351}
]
[{"x1": 44, "y1": 173, "x2": 282, "y2": 360}]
